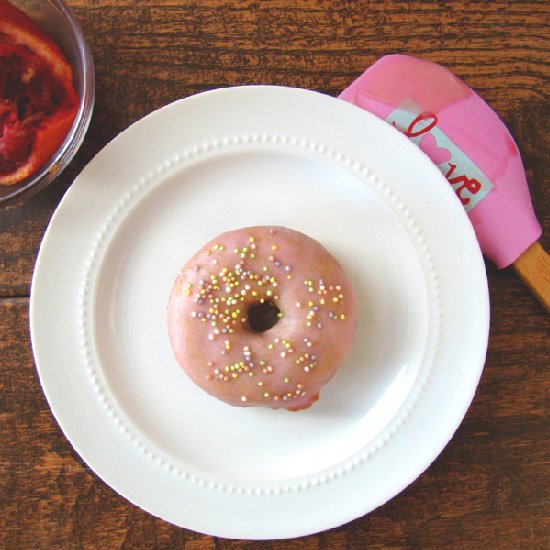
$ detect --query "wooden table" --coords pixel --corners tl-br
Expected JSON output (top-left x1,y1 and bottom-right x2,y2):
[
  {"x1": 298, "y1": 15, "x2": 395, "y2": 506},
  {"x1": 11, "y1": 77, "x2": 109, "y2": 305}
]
[{"x1": 2, "y1": 1, "x2": 549, "y2": 548}]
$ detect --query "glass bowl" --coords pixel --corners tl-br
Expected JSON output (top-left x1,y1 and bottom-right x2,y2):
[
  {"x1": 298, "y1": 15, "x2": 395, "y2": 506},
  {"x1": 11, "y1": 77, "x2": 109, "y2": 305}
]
[{"x1": 0, "y1": 0, "x2": 95, "y2": 207}]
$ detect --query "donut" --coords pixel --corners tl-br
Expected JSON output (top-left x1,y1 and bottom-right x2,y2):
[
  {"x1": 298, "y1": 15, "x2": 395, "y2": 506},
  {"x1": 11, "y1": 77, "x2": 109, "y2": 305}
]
[{"x1": 167, "y1": 226, "x2": 358, "y2": 410}]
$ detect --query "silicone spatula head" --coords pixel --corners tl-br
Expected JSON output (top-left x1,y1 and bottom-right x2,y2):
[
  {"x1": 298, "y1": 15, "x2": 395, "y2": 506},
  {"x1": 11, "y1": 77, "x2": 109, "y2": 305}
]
[{"x1": 339, "y1": 54, "x2": 542, "y2": 269}]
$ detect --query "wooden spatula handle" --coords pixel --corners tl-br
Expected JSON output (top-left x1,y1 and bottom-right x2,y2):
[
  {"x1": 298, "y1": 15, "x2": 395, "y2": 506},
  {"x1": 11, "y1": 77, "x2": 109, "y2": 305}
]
[{"x1": 513, "y1": 241, "x2": 550, "y2": 313}]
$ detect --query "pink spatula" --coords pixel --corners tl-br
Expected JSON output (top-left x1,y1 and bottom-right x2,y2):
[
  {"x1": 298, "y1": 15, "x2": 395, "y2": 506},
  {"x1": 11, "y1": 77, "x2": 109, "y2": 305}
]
[{"x1": 340, "y1": 54, "x2": 549, "y2": 313}]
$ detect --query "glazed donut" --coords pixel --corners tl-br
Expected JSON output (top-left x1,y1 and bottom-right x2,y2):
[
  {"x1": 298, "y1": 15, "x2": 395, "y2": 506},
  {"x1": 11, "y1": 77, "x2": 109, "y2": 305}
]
[{"x1": 167, "y1": 226, "x2": 358, "y2": 410}]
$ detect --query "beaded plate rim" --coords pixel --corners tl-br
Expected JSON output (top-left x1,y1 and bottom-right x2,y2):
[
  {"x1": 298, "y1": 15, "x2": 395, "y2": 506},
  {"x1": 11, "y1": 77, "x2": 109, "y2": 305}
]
[{"x1": 78, "y1": 132, "x2": 442, "y2": 495}]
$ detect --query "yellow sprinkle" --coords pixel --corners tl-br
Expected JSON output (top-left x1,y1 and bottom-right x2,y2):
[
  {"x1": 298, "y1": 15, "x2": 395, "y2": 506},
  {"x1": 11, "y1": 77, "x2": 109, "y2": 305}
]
[
  {"x1": 341, "y1": 314, "x2": 346, "y2": 320},
  {"x1": 249, "y1": 236, "x2": 255, "y2": 242},
  {"x1": 284, "y1": 377, "x2": 290, "y2": 383},
  {"x1": 333, "y1": 297, "x2": 339, "y2": 303},
  {"x1": 308, "y1": 301, "x2": 314, "y2": 307},
  {"x1": 272, "y1": 244, "x2": 278, "y2": 250}
]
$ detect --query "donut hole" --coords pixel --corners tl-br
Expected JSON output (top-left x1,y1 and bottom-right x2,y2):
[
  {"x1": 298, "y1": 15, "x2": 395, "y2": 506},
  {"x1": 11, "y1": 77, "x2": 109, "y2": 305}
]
[{"x1": 248, "y1": 300, "x2": 281, "y2": 333}]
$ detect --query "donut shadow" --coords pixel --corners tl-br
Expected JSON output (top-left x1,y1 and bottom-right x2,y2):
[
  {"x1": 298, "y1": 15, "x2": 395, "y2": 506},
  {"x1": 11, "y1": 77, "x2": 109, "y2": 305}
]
[{"x1": 301, "y1": 271, "x2": 414, "y2": 424}]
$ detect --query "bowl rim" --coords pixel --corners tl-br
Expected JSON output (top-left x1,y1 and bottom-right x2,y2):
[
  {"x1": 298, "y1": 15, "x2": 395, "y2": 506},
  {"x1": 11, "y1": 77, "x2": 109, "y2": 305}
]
[{"x1": 0, "y1": 0, "x2": 95, "y2": 207}]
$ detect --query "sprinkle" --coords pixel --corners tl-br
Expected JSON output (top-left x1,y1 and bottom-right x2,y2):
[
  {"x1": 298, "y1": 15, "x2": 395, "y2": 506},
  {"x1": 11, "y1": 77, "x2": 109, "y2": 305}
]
[
  {"x1": 284, "y1": 377, "x2": 290, "y2": 383},
  {"x1": 296, "y1": 302, "x2": 301, "y2": 308},
  {"x1": 285, "y1": 265, "x2": 292, "y2": 272},
  {"x1": 241, "y1": 396, "x2": 247, "y2": 402},
  {"x1": 271, "y1": 244, "x2": 278, "y2": 250}
]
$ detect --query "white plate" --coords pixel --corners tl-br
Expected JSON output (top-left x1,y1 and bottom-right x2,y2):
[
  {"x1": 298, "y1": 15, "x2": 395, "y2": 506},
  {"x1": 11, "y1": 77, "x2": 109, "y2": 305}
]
[{"x1": 30, "y1": 86, "x2": 489, "y2": 539}]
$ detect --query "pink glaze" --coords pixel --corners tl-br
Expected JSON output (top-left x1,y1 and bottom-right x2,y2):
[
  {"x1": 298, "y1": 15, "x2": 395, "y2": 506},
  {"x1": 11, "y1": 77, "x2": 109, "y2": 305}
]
[
  {"x1": 339, "y1": 54, "x2": 541, "y2": 268},
  {"x1": 167, "y1": 226, "x2": 358, "y2": 410}
]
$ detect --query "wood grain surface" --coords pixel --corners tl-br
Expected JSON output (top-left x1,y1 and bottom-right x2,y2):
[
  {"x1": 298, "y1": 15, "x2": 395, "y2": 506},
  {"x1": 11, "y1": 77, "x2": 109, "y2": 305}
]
[{"x1": 1, "y1": 1, "x2": 549, "y2": 548}]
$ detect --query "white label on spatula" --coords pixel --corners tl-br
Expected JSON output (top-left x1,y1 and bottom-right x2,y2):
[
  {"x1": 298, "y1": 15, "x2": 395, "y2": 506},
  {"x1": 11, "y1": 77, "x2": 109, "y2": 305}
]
[{"x1": 387, "y1": 99, "x2": 493, "y2": 212}]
